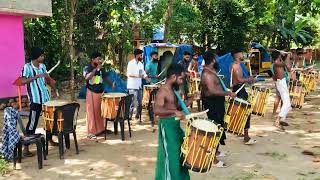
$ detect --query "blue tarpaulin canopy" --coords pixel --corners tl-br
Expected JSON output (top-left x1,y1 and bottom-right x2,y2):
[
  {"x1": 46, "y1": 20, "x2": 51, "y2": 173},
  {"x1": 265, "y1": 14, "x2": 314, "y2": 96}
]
[
  {"x1": 78, "y1": 70, "x2": 127, "y2": 99},
  {"x1": 143, "y1": 43, "x2": 193, "y2": 67},
  {"x1": 250, "y1": 42, "x2": 271, "y2": 62}
]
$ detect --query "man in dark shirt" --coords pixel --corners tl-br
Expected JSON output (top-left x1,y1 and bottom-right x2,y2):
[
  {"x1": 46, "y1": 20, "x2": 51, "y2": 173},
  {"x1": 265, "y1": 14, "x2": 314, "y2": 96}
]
[
  {"x1": 179, "y1": 51, "x2": 191, "y2": 99},
  {"x1": 83, "y1": 52, "x2": 115, "y2": 140}
]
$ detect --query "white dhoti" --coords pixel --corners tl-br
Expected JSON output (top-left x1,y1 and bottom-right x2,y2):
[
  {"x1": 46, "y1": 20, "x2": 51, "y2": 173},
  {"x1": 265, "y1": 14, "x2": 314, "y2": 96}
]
[{"x1": 276, "y1": 78, "x2": 291, "y2": 121}]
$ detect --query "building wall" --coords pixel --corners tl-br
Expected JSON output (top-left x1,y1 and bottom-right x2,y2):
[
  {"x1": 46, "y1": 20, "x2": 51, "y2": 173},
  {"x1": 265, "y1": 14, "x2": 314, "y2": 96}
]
[
  {"x1": 0, "y1": 14, "x2": 26, "y2": 99},
  {"x1": 0, "y1": 0, "x2": 52, "y2": 16}
]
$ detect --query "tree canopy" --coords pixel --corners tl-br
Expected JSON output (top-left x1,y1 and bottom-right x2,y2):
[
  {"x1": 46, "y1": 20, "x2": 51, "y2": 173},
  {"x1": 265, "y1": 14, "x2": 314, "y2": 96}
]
[{"x1": 24, "y1": 0, "x2": 320, "y2": 96}]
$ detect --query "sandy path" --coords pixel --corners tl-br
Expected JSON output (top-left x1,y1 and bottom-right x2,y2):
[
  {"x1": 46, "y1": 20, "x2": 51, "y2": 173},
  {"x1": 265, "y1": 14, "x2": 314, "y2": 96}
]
[{"x1": 1, "y1": 80, "x2": 320, "y2": 180}]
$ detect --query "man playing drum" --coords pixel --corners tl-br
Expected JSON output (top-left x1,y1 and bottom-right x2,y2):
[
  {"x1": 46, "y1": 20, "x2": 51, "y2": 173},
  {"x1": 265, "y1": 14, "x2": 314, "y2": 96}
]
[
  {"x1": 231, "y1": 50, "x2": 257, "y2": 145},
  {"x1": 201, "y1": 50, "x2": 236, "y2": 167},
  {"x1": 271, "y1": 50, "x2": 291, "y2": 130},
  {"x1": 154, "y1": 63, "x2": 194, "y2": 180},
  {"x1": 83, "y1": 52, "x2": 115, "y2": 140},
  {"x1": 20, "y1": 47, "x2": 58, "y2": 157}
]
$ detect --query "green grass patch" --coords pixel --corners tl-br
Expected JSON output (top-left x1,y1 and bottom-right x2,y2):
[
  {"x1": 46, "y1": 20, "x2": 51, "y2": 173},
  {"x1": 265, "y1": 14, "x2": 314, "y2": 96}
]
[
  {"x1": 0, "y1": 155, "x2": 8, "y2": 175},
  {"x1": 258, "y1": 151, "x2": 287, "y2": 160}
]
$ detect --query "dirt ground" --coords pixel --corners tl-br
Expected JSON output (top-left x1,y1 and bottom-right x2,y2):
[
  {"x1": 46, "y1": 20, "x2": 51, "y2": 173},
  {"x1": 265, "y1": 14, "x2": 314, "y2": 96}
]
[{"x1": 1, "y1": 79, "x2": 320, "y2": 180}]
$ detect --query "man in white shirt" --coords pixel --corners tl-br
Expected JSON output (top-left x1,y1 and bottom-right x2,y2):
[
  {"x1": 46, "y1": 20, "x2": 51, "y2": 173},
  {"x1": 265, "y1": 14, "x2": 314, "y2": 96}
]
[{"x1": 127, "y1": 49, "x2": 151, "y2": 120}]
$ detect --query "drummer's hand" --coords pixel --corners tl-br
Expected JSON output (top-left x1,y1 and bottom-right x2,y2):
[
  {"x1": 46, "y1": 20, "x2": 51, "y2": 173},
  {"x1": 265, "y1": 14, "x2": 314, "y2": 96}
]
[
  {"x1": 156, "y1": 75, "x2": 160, "y2": 78},
  {"x1": 175, "y1": 111, "x2": 185, "y2": 120},
  {"x1": 228, "y1": 91, "x2": 236, "y2": 98},
  {"x1": 96, "y1": 64, "x2": 102, "y2": 71},
  {"x1": 55, "y1": 90, "x2": 60, "y2": 98},
  {"x1": 249, "y1": 76, "x2": 256, "y2": 83},
  {"x1": 187, "y1": 95, "x2": 195, "y2": 103}
]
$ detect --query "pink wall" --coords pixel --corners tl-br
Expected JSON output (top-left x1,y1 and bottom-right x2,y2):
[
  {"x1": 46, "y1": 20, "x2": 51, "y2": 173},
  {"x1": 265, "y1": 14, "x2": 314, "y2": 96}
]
[{"x1": 0, "y1": 15, "x2": 26, "y2": 99}]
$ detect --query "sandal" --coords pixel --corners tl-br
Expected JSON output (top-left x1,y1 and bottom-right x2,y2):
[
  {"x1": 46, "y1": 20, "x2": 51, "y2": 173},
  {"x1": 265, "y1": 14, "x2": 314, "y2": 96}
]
[
  {"x1": 214, "y1": 160, "x2": 227, "y2": 168},
  {"x1": 87, "y1": 134, "x2": 97, "y2": 140},
  {"x1": 244, "y1": 138, "x2": 257, "y2": 145}
]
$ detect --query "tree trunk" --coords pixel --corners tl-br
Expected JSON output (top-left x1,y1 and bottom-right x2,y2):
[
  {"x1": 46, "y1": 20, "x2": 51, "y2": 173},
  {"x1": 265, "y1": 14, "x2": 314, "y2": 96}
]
[
  {"x1": 163, "y1": 0, "x2": 174, "y2": 42},
  {"x1": 69, "y1": 0, "x2": 77, "y2": 101}
]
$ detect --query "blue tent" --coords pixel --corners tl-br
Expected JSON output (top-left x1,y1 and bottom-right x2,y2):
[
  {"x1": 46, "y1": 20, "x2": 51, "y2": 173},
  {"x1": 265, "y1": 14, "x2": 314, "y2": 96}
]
[
  {"x1": 78, "y1": 70, "x2": 128, "y2": 99},
  {"x1": 250, "y1": 42, "x2": 271, "y2": 62},
  {"x1": 143, "y1": 43, "x2": 193, "y2": 67}
]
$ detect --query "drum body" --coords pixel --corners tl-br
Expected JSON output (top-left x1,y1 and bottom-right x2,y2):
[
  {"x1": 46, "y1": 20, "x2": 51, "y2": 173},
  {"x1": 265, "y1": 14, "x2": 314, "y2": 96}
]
[
  {"x1": 225, "y1": 97, "x2": 251, "y2": 135},
  {"x1": 181, "y1": 118, "x2": 223, "y2": 173},
  {"x1": 300, "y1": 73, "x2": 316, "y2": 93},
  {"x1": 43, "y1": 101, "x2": 69, "y2": 132},
  {"x1": 289, "y1": 80, "x2": 305, "y2": 109},
  {"x1": 250, "y1": 86, "x2": 270, "y2": 117},
  {"x1": 142, "y1": 85, "x2": 159, "y2": 107},
  {"x1": 189, "y1": 78, "x2": 201, "y2": 99},
  {"x1": 101, "y1": 93, "x2": 127, "y2": 119}
]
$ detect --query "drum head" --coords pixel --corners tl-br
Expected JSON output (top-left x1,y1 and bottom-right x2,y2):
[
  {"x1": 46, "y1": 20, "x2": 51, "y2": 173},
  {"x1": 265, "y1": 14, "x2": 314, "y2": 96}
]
[
  {"x1": 44, "y1": 100, "x2": 69, "y2": 107},
  {"x1": 192, "y1": 119, "x2": 218, "y2": 132},
  {"x1": 103, "y1": 93, "x2": 127, "y2": 98},
  {"x1": 232, "y1": 97, "x2": 250, "y2": 106},
  {"x1": 252, "y1": 86, "x2": 266, "y2": 92}
]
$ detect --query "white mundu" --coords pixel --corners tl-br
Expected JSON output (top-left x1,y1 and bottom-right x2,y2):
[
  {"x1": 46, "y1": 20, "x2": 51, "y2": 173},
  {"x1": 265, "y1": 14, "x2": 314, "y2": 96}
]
[{"x1": 192, "y1": 119, "x2": 218, "y2": 132}]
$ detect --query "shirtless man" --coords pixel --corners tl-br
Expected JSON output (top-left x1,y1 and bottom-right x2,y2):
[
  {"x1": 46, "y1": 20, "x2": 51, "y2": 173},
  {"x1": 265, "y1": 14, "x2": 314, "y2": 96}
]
[
  {"x1": 154, "y1": 63, "x2": 194, "y2": 180},
  {"x1": 201, "y1": 50, "x2": 236, "y2": 167},
  {"x1": 271, "y1": 50, "x2": 291, "y2": 130},
  {"x1": 231, "y1": 50, "x2": 257, "y2": 145},
  {"x1": 272, "y1": 51, "x2": 293, "y2": 115}
]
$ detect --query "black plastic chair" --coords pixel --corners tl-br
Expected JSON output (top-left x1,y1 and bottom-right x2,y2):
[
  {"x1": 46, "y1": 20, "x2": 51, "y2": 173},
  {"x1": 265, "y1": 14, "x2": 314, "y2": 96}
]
[
  {"x1": 13, "y1": 113, "x2": 46, "y2": 169},
  {"x1": 147, "y1": 89, "x2": 158, "y2": 127},
  {"x1": 46, "y1": 103, "x2": 80, "y2": 159},
  {"x1": 115, "y1": 94, "x2": 133, "y2": 141}
]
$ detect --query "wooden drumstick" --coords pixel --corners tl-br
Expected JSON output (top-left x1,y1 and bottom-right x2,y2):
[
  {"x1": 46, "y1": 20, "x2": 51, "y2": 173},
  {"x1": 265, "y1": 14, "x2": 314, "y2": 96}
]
[
  {"x1": 185, "y1": 110, "x2": 209, "y2": 120},
  {"x1": 47, "y1": 60, "x2": 61, "y2": 74},
  {"x1": 158, "y1": 67, "x2": 167, "y2": 77},
  {"x1": 235, "y1": 84, "x2": 245, "y2": 94}
]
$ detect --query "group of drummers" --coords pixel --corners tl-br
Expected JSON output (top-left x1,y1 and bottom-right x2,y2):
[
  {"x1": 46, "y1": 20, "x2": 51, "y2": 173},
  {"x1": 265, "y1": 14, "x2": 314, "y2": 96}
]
[
  {"x1": 20, "y1": 46, "x2": 318, "y2": 179},
  {"x1": 152, "y1": 48, "x2": 319, "y2": 179}
]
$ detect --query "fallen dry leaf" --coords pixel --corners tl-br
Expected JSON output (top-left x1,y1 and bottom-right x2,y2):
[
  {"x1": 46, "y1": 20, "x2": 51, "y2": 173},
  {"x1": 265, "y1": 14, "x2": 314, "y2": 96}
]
[
  {"x1": 313, "y1": 157, "x2": 320, "y2": 163},
  {"x1": 302, "y1": 150, "x2": 315, "y2": 156}
]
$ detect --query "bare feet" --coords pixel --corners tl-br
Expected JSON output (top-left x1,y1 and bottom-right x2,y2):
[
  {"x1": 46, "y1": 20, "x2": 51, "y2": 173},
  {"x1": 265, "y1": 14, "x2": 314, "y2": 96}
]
[{"x1": 274, "y1": 121, "x2": 285, "y2": 131}]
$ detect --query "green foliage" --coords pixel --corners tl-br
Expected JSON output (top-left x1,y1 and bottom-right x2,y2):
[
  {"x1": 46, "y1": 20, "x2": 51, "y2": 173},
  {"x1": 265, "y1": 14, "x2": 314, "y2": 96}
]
[{"x1": 0, "y1": 155, "x2": 8, "y2": 175}]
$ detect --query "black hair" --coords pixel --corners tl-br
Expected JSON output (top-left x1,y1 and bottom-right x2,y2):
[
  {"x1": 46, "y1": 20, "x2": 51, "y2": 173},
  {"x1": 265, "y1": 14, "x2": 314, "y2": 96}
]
[
  {"x1": 150, "y1": 51, "x2": 158, "y2": 56},
  {"x1": 183, "y1": 51, "x2": 191, "y2": 56},
  {"x1": 166, "y1": 63, "x2": 184, "y2": 79},
  {"x1": 91, "y1": 52, "x2": 102, "y2": 59},
  {"x1": 31, "y1": 47, "x2": 44, "y2": 60},
  {"x1": 271, "y1": 50, "x2": 281, "y2": 61},
  {"x1": 231, "y1": 48, "x2": 244, "y2": 58},
  {"x1": 134, "y1": 49, "x2": 143, "y2": 56},
  {"x1": 296, "y1": 48, "x2": 304, "y2": 55},
  {"x1": 203, "y1": 50, "x2": 217, "y2": 65}
]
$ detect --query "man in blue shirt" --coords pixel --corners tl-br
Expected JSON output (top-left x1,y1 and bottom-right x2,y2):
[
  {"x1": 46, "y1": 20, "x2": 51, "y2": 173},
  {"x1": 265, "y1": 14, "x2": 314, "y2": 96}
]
[
  {"x1": 145, "y1": 52, "x2": 159, "y2": 84},
  {"x1": 20, "y1": 47, "x2": 56, "y2": 156}
]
